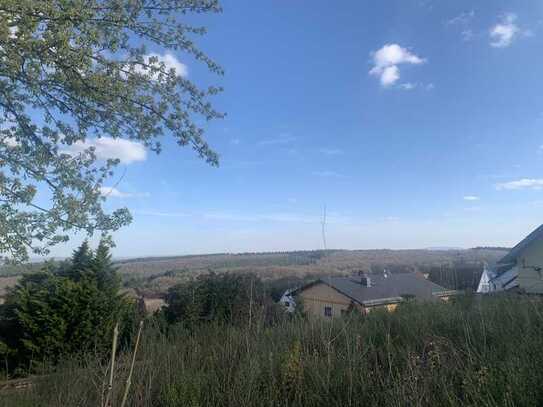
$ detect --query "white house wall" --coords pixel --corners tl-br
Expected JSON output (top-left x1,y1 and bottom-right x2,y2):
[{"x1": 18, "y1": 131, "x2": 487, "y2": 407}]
[
  {"x1": 477, "y1": 268, "x2": 495, "y2": 293},
  {"x1": 517, "y1": 238, "x2": 543, "y2": 293}
]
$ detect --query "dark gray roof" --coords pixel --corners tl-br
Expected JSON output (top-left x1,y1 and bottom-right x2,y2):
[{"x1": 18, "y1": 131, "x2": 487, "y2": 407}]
[
  {"x1": 314, "y1": 273, "x2": 454, "y2": 306},
  {"x1": 497, "y1": 224, "x2": 543, "y2": 266}
]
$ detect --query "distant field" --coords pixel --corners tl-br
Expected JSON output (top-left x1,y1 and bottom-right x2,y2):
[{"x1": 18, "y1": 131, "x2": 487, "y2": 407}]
[
  {"x1": 0, "y1": 248, "x2": 509, "y2": 299},
  {"x1": 116, "y1": 248, "x2": 508, "y2": 296}
]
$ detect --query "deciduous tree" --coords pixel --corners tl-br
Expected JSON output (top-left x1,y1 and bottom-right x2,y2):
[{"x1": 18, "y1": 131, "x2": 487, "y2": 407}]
[{"x1": 0, "y1": 0, "x2": 224, "y2": 261}]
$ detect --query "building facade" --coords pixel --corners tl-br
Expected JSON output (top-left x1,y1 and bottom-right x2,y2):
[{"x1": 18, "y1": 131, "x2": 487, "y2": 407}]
[
  {"x1": 287, "y1": 272, "x2": 455, "y2": 318},
  {"x1": 479, "y1": 224, "x2": 543, "y2": 294}
]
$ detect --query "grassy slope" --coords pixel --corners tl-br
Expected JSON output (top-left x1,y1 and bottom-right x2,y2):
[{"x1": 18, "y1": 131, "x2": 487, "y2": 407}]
[{"x1": 4, "y1": 294, "x2": 543, "y2": 407}]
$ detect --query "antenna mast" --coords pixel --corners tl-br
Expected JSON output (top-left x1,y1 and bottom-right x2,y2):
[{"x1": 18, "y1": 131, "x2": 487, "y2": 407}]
[{"x1": 321, "y1": 204, "x2": 327, "y2": 251}]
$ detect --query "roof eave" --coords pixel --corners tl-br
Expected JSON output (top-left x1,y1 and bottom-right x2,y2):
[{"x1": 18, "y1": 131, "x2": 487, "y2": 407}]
[
  {"x1": 362, "y1": 297, "x2": 403, "y2": 307},
  {"x1": 432, "y1": 290, "x2": 458, "y2": 297}
]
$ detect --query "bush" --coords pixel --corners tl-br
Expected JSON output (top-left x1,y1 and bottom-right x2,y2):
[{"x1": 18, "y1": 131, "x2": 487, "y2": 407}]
[
  {"x1": 163, "y1": 272, "x2": 274, "y2": 327},
  {"x1": 0, "y1": 240, "x2": 138, "y2": 376}
]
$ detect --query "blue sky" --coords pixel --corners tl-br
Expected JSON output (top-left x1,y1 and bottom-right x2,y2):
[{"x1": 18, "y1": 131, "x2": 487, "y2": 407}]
[{"x1": 51, "y1": 0, "x2": 543, "y2": 257}]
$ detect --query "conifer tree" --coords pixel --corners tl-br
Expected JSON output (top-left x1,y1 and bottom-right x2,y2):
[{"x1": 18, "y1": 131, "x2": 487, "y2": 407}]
[
  {"x1": 92, "y1": 239, "x2": 120, "y2": 293},
  {"x1": 70, "y1": 240, "x2": 93, "y2": 275},
  {"x1": 0, "y1": 240, "x2": 136, "y2": 373}
]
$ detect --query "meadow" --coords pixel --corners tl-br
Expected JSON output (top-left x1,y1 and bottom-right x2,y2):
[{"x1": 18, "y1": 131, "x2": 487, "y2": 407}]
[{"x1": 3, "y1": 294, "x2": 543, "y2": 407}]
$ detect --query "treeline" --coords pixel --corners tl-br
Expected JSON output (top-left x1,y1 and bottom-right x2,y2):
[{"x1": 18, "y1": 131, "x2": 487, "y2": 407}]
[
  {"x1": 116, "y1": 250, "x2": 332, "y2": 265},
  {"x1": 0, "y1": 262, "x2": 44, "y2": 278},
  {"x1": 420, "y1": 262, "x2": 484, "y2": 291},
  {"x1": 365, "y1": 261, "x2": 485, "y2": 291}
]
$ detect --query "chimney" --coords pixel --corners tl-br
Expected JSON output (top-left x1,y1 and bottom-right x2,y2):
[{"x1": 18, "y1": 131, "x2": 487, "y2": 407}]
[{"x1": 356, "y1": 270, "x2": 372, "y2": 287}]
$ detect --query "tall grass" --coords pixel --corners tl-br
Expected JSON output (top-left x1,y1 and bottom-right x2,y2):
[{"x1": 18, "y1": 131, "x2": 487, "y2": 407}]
[{"x1": 4, "y1": 295, "x2": 543, "y2": 406}]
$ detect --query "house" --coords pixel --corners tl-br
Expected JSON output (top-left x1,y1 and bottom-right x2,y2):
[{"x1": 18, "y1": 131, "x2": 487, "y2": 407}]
[
  {"x1": 284, "y1": 271, "x2": 456, "y2": 318},
  {"x1": 279, "y1": 288, "x2": 297, "y2": 313},
  {"x1": 476, "y1": 264, "x2": 496, "y2": 294},
  {"x1": 480, "y1": 224, "x2": 543, "y2": 294}
]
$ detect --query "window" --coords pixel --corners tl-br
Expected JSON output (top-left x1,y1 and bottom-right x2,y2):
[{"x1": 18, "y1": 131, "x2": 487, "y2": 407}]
[{"x1": 324, "y1": 306, "x2": 332, "y2": 317}]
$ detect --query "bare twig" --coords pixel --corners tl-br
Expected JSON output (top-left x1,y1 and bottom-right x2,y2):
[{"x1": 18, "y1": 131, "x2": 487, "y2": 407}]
[
  {"x1": 103, "y1": 322, "x2": 119, "y2": 407},
  {"x1": 120, "y1": 320, "x2": 144, "y2": 407}
]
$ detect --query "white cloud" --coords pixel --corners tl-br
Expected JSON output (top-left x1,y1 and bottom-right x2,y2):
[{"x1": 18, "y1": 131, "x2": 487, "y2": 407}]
[
  {"x1": 1, "y1": 136, "x2": 20, "y2": 148},
  {"x1": 496, "y1": 178, "x2": 543, "y2": 190},
  {"x1": 380, "y1": 66, "x2": 400, "y2": 87},
  {"x1": 134, "y1": 53, "x2": 188, "y2": 78},
  {"x1": 9, "y1": 25, "x2": 18, "y2": 39},
  {"x1": 369, "y1": 44, "x2": 425, "y2": 87},
  {"x1": 64, "y1": 137, "x2": 146, "y2": 164},
  {"x1": 463, "y1": 196, "x2": 480, "y2": 201},
  {"x1": 461, "y1": 29, "x2": 474, "y2": 41},
  {"x1": 0, "y1": 120, "x2": 19, "y2": 147},
  {"x1": 399, "y1": 82, "x2": 416, "y2": 90},
  {"x1": 99, "y1": 186, "x2": 149, "y2": 198},
  {"x1": 319, "y1": 148, "x2": 344, "y2": 155},
  {"x1": 445, "y1": 11, "x2": 476, "y2": 42},
  {"x1": 490, "y1": 13, "x2": 520, "y2": 48},
  {"x1": 230, "y1": 138, "x2": 241, "y2": 145},
  {"x1": 446, "y1": 10, "x2": 475, "y2": 27},
  {"x1": 397, "y1": 82, "x2": 435, "y2": 91}
]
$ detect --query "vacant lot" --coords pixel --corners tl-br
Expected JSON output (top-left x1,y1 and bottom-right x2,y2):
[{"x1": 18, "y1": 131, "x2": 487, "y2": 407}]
[{"x1": 4, "y1": 295, "x2": 543, "y2": 406}]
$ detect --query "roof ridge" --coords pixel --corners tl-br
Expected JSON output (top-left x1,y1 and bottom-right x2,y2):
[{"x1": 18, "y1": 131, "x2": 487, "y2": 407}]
[{"x1": 498, "y1": 223, "x2": 543, "y2": 265}]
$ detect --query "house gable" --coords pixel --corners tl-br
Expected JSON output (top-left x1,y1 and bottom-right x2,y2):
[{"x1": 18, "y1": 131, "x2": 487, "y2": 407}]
[
  {"x1": 297, "y1": 282, "x2": 358, "y2": 318},
  {"x1": 498, "y1": 224, "x2": 543, "y2": 266},
  {"x1": 484, "y1": 224, "x2": 543, "y2": 294},
  {"x1": 516, "y1": 236, "x2": 543, "y2": 293}
]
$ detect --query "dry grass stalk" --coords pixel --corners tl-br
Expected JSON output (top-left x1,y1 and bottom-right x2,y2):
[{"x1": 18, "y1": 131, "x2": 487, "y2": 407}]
[
  {"x1": 120, "y1": 320, "x2": 144, "y2": 407},
  {"x1": 103, "y1": 322, "x2": 119, "y2": 407}
]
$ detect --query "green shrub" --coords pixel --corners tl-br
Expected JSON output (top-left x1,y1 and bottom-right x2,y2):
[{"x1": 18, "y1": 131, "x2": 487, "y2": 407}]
[
  {"x1": 163, "y1": 272, "x2": 273, "y2": 327},
  {"x1": 0, "y1": 240, "x2": 138, "y2": 376}
]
